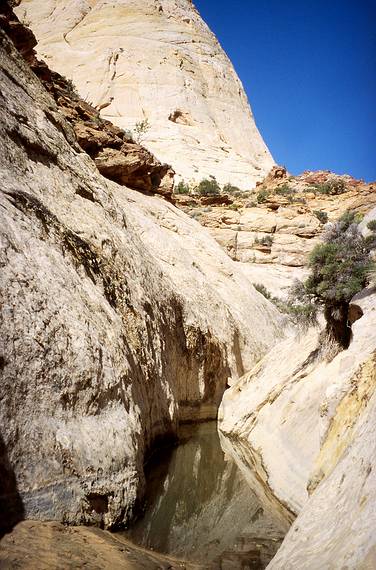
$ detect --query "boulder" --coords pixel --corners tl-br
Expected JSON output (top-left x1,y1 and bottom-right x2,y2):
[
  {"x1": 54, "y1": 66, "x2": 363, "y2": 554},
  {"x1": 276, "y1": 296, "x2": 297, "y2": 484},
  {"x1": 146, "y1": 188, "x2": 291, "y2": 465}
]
[{"x1": 200, "y1": 194, "x2": 233, "y2": 206}]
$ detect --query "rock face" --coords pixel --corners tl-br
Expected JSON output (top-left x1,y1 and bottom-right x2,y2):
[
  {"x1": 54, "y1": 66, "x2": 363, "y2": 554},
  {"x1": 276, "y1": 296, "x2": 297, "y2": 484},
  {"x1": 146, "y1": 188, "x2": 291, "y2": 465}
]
[
  {"x1": 219, "y1": 286, "x2": 376, "y2": 566},
  {"x1": 1, "y1": 3, "x2": 175, "y2": 200},
  {"x1": 0, "y1": 28, "x2": 284, "y2": 531},
  {"x1": 14, "y1": 0, "x2": 274, "y2": 189}
]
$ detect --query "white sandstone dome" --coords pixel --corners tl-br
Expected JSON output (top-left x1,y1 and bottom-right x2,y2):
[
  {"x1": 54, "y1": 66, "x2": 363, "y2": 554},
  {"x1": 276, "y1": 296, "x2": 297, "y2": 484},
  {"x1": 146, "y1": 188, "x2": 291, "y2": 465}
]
[{"x1": 15, "y1": 0, "x2": 274, "y2": 189}]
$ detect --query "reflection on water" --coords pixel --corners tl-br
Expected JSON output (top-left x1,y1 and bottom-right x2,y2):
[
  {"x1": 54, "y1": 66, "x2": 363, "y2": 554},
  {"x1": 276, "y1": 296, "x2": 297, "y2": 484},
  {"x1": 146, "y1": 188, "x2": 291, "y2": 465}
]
[{"x1": 122, "y1": 422, "x2": 291, "y2": 569}]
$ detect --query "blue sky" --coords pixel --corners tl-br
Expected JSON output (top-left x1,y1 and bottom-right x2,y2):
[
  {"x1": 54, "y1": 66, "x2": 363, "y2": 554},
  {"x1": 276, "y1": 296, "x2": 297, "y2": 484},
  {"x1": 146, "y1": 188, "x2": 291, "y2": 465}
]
[{"x1": 194, "y1": 0, "x2": 376, "y2": 181}]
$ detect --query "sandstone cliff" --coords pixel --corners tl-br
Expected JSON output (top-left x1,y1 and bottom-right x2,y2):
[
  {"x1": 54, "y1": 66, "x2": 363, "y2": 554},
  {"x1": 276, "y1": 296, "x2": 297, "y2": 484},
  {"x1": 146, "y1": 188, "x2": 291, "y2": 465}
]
[
  {"x1": 15, "y1": 0, "x2": 274, "y2": 189},
  {"x1": 0, "y1": 26, "x2": 283, "y2": 532},
  {"x1": 219, "y1": 287, "x2": 376, "y2": 566}
]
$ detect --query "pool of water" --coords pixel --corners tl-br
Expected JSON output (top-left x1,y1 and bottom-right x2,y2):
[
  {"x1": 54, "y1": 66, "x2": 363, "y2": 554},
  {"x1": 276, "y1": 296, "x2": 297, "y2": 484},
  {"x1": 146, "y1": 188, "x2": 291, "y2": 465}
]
[{"x1": 121, "y1": 422, "x2": 292, "y2": 569}]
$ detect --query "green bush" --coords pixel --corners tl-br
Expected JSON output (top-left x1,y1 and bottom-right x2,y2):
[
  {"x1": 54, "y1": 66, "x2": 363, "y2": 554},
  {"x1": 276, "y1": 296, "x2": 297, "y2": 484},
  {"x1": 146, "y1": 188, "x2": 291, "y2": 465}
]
[
  {"x1": 313, "y1": 210, "x2": 329, "y2": 224},
  {"x1": 254, "y1": 235, "x2": 273, "y2": 247},
  {"x1": 223, "y1": 183, "x2": 241, "y2": 195},
  {"x1": 196, "y1": 177, "x2": 221, "y2": 196},
  {"x1": 257, "y1": 188, "x2": 270, "y2": 203},
  {"x1": 313, "y1": 178, "x2": 347, "y2": 196},
  {"x1": 275, "y1": 184, "x2": 296, "y2": 197},
  {"x1": 367, "y1": 220, "x2": 376, "y2": 232},
  {"x1": 253, "y1": 284, "x2": 293, "y2": 315},
  {"x1": 288, "y1": 210, "x2": 376, "y2": 347},
  {"x1": 253, "y1": 283, "x2": 272, "y2": 300},
  {"x1": 175, "y1": 181, "x2": 190, "y2": 195},
  {"x1": 133, "y1": 118, "x2": 150, "y2": 143}
]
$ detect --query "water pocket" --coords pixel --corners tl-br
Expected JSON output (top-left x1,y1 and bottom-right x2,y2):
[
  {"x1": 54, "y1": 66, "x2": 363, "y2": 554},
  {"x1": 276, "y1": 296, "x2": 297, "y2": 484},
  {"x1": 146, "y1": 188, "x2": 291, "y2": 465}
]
[{"x1": 121, "y1": 422, "x2": 291, "y2": 568}]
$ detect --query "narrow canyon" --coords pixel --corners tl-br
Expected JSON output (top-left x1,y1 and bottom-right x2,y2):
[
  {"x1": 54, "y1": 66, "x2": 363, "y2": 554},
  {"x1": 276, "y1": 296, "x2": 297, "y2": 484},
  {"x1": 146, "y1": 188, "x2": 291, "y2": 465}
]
[{"x1": 0, "y1": 1, "x2": 375, "y2": 569}]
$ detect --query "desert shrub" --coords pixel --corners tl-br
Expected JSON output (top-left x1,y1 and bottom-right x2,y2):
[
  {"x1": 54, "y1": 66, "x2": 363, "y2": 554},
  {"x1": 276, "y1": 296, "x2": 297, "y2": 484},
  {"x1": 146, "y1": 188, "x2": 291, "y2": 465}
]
[
  {"x1": 253, "y1": 283, "x2": 272, "y2": 299},
  {"x1": 275, "y1": 184, "x2": 296, "y2": 197},
  {"x1": 253, "y1": 284, "x2": 293, "y2": 315},
  {"x1": 65, "y1": 79, "x2": 78, "y2": 96},
  {"x1": 288, "y1": 210, "x2": 376, "y2": 347},
  {"x1": 313, "y1": 178, "x2": 347, "y2": 196},
  {"x1": 223, "y1": 183, "x2": 241, "y2": 195},
  {"x1": 190, "y1": 211, "x2": 202, "y2": 220},
  {"x1": 175, "y1": 181, "x2": 190, "y2": 195},
  {"x1": 133, "y1": 118, "x2": 150, "y2": 143},
  {"x1": 367, "y1": 220, "x2": 376, "y2": 232},
  {"x1": 196, "y1": 177, "x2": 221, "y2": 196},
  {"x1": 313, "y1": 210, "x2": 328, "y2": 224},
  {"x1": 254, "y1": 235, "x2": 273, "y2": 247},
  {"x1": 257, "y1": 188, "x2": 270, "y2": 203},
  {"x1": 339, "y1": 210, "x2": 363, "y2": 226}
]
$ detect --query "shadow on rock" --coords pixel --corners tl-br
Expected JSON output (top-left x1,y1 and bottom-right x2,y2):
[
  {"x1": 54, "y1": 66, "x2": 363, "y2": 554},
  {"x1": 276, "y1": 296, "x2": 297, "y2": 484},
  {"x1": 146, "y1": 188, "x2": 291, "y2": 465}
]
[{"x1": 0, "y1": 433, "x2": 25, "y2": 538}]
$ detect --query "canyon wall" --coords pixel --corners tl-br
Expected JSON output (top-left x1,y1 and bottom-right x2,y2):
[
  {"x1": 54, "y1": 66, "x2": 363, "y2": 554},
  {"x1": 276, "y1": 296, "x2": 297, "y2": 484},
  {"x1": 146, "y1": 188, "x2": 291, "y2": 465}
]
[
  {"x1": 0, "y1": 27, "x2": 283, "y2": 531},
  {"x1": 220, "y1": 285, "x2": 376, "y2": 567},
  {"x1": 15, "y1": 0, "x2": 274, "y2": 189}
]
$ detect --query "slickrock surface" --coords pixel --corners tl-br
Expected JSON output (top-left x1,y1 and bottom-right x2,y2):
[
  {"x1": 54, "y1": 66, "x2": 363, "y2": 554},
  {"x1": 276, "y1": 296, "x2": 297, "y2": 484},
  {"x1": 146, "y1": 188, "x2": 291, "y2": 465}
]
[
  {"x1": 219, "y1": 286, "x2": 376, "y2": 567},
  {"x1": 15, "y1": 0, "x2": 274, "y2": 189},
  {"x1": 268, "y1": 351, "x2": 376, "y2": 569},
  {"x1": 0, "y1": 28, "x2": 284, "y2": 530}
]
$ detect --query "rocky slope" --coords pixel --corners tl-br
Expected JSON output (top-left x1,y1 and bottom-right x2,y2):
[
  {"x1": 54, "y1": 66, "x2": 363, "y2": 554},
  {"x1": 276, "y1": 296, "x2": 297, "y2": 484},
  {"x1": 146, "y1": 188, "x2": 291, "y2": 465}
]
[
  {"x1": 14, "y1": 0, "x2": 274, "y2": 189},
  {"x1": 176, "y1": 166, "x2": 376, "y2": 298},
  {"x1": 0, "y1": 24, "x2": 284, "y2": 532},
  {"x1": 1, "y1": 2, "x2": 175, "y2": 200}
]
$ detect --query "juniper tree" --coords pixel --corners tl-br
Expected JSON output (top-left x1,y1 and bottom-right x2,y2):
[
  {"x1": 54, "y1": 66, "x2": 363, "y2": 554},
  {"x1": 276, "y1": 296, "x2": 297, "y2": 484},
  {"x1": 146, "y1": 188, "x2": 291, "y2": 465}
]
[{"x1": 288, "y1": 212, "x2": 376, "y2": 348}]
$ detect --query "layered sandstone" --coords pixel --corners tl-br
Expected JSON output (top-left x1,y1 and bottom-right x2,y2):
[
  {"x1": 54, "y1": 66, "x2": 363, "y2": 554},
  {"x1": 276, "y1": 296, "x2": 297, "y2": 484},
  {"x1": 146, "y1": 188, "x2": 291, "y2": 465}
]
[
  {"x1": 176, "y1": 168, "x2": 376, "y2": 297},
  {"x1": 15, "y1": 0, "x2": 274, "y2": 189},
  {"x1": 0, "y1": 27, "x2": 284, "y2": 531}
]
